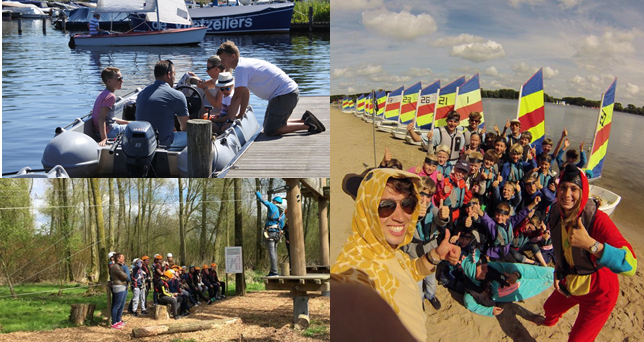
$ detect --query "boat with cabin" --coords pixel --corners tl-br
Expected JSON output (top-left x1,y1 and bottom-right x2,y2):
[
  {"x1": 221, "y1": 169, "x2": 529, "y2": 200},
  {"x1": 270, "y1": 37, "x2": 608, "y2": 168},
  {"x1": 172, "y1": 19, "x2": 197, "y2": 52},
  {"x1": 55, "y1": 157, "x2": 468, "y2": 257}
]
[
  {"x1": 1, "y1": 1, "x2": 47, "y2": 18},
  {"x1": 68, "y1": 0, "x2": 207, "y2": 47}
]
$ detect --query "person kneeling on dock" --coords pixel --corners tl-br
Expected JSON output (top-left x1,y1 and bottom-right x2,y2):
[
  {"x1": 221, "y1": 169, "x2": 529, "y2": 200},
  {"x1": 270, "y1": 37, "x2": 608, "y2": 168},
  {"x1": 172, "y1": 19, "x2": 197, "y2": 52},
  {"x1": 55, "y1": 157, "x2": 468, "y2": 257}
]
[
  {"x1": 136, "y1": 60, "x2": 189, "y2": 149},
  {"x1": 217, "y1": 40, "x2": 326, "y2": 135}
]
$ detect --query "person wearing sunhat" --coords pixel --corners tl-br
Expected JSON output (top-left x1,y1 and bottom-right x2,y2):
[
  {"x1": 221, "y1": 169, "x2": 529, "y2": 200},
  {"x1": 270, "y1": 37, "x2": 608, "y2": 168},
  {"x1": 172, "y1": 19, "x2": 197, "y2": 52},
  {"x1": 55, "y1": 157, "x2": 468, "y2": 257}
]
[
  {"x1": 216, "y1": 40, "x2": 325, "y2": 135},
  {"x1": 534, "y1": 164, "x2": 637, "y2": 341},
  {"x1": 209, "y1": 72, "x2": 237, "y2": 133},
  {"x1": 506, "y1": 118, "x2": 522, "y2": 147},
  {"x1": 255, "y1": 191, "x2": 287, "y2": 277},
  {"x1": 333, "y1": 168, "x2": 461, "y2": 341}
]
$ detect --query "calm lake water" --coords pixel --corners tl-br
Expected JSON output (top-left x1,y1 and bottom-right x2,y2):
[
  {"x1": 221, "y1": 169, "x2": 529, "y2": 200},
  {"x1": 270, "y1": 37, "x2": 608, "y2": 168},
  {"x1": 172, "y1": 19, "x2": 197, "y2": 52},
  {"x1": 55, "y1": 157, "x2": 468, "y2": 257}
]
[
  {"x1": 1, "y1": 18, "x2": 330, "y2": 173},
  {"x1": 484, "y1": 98, "x2": 644, "y2": 239}
]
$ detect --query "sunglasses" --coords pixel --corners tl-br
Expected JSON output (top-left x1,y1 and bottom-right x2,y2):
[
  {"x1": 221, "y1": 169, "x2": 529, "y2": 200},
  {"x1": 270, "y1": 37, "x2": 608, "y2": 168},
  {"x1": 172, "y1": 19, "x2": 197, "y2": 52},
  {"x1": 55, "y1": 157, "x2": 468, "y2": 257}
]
[
  {"x1": 424, "y1": 158, "x2": 439, "y2": 165},
  {"x1": 496, "y1": 208, "x2": 510, "y2": 216},
  {"x1": 419, "y1": 191, "x2": 432, "y2": 198},
  {"x1": 378, "y1": 198, "x2": 416, "y2": 217},
  {"x1": 470, "y1": 120, "x2": 480, "y2": 124},
  {"x1": 113, "y1": 77, "x2": 123, "y2": 82},
  {"x1": 207, "y1": 65, "x2": 219, "y2": 71},
  {"x1": 525, "y1": 181, "x2": 536, "y2": 186},
  {"x1": 219, "y1": 86, "x2": 232, "y2": 91}
]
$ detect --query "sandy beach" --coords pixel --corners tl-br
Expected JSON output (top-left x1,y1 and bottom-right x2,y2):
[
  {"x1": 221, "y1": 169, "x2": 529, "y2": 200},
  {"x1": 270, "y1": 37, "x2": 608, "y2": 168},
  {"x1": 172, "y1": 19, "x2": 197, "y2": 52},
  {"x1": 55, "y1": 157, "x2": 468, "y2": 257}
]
[{"x1": 330, "y1": 106, "x2": 644, "y2": 341}]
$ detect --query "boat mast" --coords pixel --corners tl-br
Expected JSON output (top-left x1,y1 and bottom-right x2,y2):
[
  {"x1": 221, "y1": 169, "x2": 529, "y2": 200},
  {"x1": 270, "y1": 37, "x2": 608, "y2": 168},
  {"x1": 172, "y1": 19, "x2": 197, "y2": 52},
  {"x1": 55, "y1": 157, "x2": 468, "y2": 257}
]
[{"x1": 155, "y1": 0, "x2": 160, "y2": 30}]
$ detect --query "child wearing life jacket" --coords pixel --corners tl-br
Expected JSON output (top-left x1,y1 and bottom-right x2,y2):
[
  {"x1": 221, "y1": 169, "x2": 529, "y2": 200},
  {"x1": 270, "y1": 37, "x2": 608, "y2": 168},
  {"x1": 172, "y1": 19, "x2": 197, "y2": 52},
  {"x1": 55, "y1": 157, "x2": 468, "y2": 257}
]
[
  {"x1": 460, "y1": 132, "x2": 484, "y2": 159},
  {"x1": 493, "y1": 138, "x2": 509, "y2": 170},
  {"x1": 483, "y1": 132, "x2": 498, "y2": 152},
  {"x1": 509, "y1": 210, "x2": 547, "y2": 266},
  {"x1": 501, "y1": 143, "x2": 537, "y2": 186},
  {"x1": 518, "y1": 131, "x2": 535, "y2": 162},
  {"x1": 465, "y1": 151, "x2": 486, "y2": 199},
  {"x1": 435, "y1": 160, "x2": 473, "y2": 222},
  {"x1": 408, "y1": 152, "x2": 439, "y2": 184},
  {"x1": 555, "y1": 138, "x2": 587, "y2": 171},
  {"x1": 479, "y1": 197, "x2": 541, "y2": 262},
  {"x1": 435, "y1": 145, "x2": 453, "y2": 179},
  {"x1": 489, "y1": 177, "x2": 522, "y2": 216}
]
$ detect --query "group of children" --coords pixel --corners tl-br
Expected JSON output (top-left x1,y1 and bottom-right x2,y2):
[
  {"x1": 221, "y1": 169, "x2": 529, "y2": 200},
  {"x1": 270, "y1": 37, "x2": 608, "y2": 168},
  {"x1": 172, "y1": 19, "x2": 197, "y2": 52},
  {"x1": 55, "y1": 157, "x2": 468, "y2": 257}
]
[
  {"x1": 382, "y1": 110, "x2": 589, "y2": 316},
  {"x1": 108, "y1": 252, "x2": 226, "y2": 329}
]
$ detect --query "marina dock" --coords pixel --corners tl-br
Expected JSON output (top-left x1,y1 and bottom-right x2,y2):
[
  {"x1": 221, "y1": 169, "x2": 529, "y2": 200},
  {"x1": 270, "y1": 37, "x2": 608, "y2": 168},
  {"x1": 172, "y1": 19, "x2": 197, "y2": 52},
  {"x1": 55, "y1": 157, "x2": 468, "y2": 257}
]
[{"x1": 224, "y1": 96, "x2": 330, "y2": 178}]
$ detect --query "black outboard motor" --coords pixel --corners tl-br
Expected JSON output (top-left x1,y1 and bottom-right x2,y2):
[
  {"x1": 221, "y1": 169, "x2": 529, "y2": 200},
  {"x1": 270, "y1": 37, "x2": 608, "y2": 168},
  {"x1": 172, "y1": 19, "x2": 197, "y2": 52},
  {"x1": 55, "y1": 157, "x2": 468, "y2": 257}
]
[{"x1": 121, "y1": 121, "x2": 157, "y2": 177}]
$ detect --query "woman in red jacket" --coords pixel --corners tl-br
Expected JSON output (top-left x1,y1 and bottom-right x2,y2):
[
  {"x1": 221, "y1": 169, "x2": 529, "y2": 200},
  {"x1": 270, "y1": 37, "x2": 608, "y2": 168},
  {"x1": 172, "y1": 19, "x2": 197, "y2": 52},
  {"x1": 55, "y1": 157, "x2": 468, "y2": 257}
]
[{"x1": 536, "y1": 164, "x2": 637, "y2": 341}]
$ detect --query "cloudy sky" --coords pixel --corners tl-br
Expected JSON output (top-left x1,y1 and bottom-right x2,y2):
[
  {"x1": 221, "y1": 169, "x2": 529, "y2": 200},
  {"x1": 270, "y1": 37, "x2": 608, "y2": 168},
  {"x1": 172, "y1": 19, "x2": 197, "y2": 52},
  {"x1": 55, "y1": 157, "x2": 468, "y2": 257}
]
[{"x1": 331, "y1": 0, "x2": 644, "y2": 106}]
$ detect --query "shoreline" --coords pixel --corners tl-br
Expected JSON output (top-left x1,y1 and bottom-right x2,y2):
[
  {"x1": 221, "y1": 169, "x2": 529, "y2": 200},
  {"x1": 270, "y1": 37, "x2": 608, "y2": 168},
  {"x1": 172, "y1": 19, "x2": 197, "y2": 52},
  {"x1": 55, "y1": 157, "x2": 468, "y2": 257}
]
[{"x1": 330, "y1": 106, "x2": 643, "y2": 341}]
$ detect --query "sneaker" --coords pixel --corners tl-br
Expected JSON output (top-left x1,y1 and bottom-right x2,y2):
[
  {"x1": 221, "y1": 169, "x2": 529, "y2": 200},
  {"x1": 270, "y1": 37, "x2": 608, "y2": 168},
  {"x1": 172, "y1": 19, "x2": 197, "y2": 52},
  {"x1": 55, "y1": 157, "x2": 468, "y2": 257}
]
[
  {"x1": 303, "y1": 111, "x2": 326, "y2": 132},
  {"x1": 428, "y1": 296, "x2": 441, "y2": 310},
  {"x1": 305, "y1": 122, "x2": 322, "y2": 134},
  {"x1": 111, "y1": 323, "x2": 123, "y2": 330},
  {"x1": 174, "y1": 315, "x2": 182, "y2": 320},
  {"x1": 207, "y1": 299, "x2": 214, "y2": 305},
  {"x1": 267, "y1": 272, "x2": 279, "y2": 277},
  {"x1": 301, "y1": 110, "x2": 312, "y2": 121},
  {"x1": 133, "y1": 312, "x2": 139, "y2": 317},
  {"x1": 141, "y1": 311, "x2": 149, "y2": 315},
  {"x1": 118, "y1": 320, "x2": 126, "y2": 326}
]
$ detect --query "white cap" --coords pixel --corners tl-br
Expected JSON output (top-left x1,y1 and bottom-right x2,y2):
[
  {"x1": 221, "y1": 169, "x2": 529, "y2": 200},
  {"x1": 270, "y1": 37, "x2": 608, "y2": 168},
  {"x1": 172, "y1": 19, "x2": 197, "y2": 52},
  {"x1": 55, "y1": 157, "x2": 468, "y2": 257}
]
[
  {"x1": 108, "y1": 251, "x2": 115, "y2": 259},
  {"x1": 167, "y1": 253, "x2": 173, "y2": 258},
  {"x1": 132, "y1": 258, "x2": 139, "y2": 265}
]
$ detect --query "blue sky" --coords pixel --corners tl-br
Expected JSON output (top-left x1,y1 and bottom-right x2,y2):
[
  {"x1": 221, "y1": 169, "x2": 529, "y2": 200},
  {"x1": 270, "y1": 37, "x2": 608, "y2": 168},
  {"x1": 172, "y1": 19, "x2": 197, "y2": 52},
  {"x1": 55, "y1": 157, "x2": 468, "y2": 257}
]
[{"x1": 331, "y1": 0, "x2": 644, "y2": 106}]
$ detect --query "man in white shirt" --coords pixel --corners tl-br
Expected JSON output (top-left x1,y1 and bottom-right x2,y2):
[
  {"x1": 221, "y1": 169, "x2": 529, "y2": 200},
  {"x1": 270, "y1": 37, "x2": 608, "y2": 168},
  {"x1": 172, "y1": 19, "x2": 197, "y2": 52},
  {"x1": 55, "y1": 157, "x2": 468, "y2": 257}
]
[{"x1": 217, "y1": 40, "x2": 325, "y2": 135}]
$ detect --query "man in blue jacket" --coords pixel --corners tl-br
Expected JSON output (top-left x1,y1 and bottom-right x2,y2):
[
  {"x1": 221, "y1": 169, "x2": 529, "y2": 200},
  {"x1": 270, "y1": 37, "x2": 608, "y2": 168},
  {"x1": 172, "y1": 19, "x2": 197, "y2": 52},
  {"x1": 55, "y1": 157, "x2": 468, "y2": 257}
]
[{"x1": 256, "y1": 191, "x2": 286, "y2": 276}]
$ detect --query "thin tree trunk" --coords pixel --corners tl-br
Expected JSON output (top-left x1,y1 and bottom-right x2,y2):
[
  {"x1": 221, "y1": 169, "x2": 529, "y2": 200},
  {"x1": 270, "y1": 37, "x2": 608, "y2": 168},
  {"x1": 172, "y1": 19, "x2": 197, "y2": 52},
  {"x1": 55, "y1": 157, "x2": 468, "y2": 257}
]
[
  {"x1": 1, "y1": 259, "x2": 17, "y2": 299},
  {"x1": 116, "y1": 179, "x2": 125, "y2": 251},
  {"x1": 200, "y1": 180, "x2": 208, "y2": 261},
  {"x1": 178, "y1": 178, "x2": 186, "y2": 266},
  {"x1": 255, "y1": 178, "x2": 262, "y2": 267},
  {"x1": 60, "y1": 179, "x2": 74, "y2": 282},
  {"x1": 234, "y1": 178, "x2": 245, "y2": 296},
  {"x1": 91, "y1": 179, "x2": 108, "y2": 284},
  {"x1": 86, "y1": 179, "x2": 97, "y2": 282},
  {"x1": 108, "y1": 179, "x2": 115, "y2": 252}
]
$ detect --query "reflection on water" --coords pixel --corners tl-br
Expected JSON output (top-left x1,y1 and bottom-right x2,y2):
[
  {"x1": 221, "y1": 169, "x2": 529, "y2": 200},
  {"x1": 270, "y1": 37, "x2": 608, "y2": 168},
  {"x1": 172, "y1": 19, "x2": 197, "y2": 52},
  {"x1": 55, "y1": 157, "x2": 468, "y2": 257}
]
[{"x1": 2, "y1": 19, "x2": 329, "y2": 173}]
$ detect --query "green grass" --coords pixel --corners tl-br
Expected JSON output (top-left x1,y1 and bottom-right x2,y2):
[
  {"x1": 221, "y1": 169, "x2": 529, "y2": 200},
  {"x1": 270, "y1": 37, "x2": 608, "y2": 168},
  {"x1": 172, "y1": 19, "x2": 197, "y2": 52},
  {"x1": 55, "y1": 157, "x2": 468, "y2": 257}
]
[
  {"x1": 302, "y1": 319, "x2": 329, "y2": 338},
  {"x1": 292, "y1": 0, "x2": 330, "y2": 23},
  {"x1": 0, "y1": 284, "x2": 111, "y2": 333}
]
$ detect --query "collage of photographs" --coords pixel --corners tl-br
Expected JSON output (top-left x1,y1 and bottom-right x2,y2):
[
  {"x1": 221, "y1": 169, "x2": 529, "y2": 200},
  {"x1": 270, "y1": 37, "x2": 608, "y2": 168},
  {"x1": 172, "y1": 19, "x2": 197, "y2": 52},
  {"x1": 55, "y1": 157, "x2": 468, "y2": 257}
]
[{"x1": 0, "y1": 0, "x2": 643, "y2": 341}]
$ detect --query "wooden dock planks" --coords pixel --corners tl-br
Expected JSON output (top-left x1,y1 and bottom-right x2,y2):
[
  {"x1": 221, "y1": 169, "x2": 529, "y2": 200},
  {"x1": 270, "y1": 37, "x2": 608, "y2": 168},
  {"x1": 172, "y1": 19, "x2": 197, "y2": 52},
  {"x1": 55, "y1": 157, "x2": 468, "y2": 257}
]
[{"x1": 224, "y1": 96, "x2": 330, "y2": 178}]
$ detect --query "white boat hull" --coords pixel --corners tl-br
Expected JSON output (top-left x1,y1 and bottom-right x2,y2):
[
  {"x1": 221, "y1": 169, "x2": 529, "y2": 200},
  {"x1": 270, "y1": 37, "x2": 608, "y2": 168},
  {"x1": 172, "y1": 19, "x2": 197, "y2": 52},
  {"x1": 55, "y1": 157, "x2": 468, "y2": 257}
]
[
  {"x1": 71, "y1": 27, "x2": 207, "y2": 46},
  {"x1": 589, "y1": 185, "x2": 621, "y2": 216}
]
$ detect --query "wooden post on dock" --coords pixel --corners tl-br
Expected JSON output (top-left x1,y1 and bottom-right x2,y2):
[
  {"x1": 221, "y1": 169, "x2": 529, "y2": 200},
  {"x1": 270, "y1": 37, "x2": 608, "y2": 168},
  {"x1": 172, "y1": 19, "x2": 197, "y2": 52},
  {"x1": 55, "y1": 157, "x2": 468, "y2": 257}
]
[
  {"x1": 318, "y1": 197, "x2": 329, "y2": 266},
  {"x1": 62, "y1": 15, "x2": 66, "y2": 32},
  {"x1": 42, "y1": 18, "x2": 46, "y2": 35},
  {"x1": 187, "y1": 119, "x2": 212, "y2": 178},
  {"x1": 308, "y1": 6, "x2": 313, "y2": 32},
  {"x1": 286, "y1": 179, "x2": 306, "y2": 276},
  {"x1": 18, "y1": 15, "x2": 22, "y2": 35}
]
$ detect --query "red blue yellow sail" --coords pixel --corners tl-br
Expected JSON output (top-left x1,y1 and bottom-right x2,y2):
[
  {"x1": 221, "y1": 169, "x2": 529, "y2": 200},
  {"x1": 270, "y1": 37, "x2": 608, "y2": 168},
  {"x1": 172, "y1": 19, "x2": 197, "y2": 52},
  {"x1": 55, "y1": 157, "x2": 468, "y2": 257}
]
[
  {"x1": 376, "y1": 90, "x2": 387, "y2": 117},
  {"x1": 356, "y1": 94, "x2": 365, "y2": 114},
  {"x1": 433, "y1": 76, "x2": 466, "y2": 127},
  {"x1": 455, "y1": 73, "x2": 484, "y2": 128},
  {"x1": 399, "y1": 82, "x2": 422, "y2": 124},
  {"x1": 517, "y1": 68, "x2": 545, "y2": 151},
  {"x1": 383, "y1": 86, "x2": 404, "y2": 122},
  {"x1": 342, "y1": 97, "x2": 355, "y2": 112},
  {"x1": 414, "y1": 81, "x2": 440, "y2": 130},
  {"x1": 586, "y1": 78, "x2": 617, "y2": 179},
  {"x1": 365, "y1": 93, "x2": 373, "y2": 116}
]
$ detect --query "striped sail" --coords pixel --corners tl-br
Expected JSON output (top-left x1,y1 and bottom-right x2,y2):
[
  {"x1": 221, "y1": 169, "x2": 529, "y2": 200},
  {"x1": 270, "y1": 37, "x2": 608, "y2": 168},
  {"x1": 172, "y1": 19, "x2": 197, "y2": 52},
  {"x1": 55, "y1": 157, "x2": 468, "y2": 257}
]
[
  {"x1": 586, "y1": 78, "x2": 617, "y2": 179},
  {"x1": 517, "y1": 68, "x2": 545, "y2": 151},
  {"x1": 376, "y1": 90, "x2": 387, "y2": 117},
  {"x1": 455, "y1": 73, "x2": 484, "y2": 128},
  {"x1": 356, "y1": 94, "x2": 365, "y2": 114},
  {"x1": 365, "y1": 93, "x2": 373, "y2": 116},
  {"x1": 433, "y1": 76, "x2": 466, "y2": 127},
  {"x1": 399, "y1": 82, "x2": 422, "y2": 124},
  {"x1": 414, "y1": 81, "x2": 440, "y2": 130},
  {"x1": 341, "y1": 97, "x2": 355, "y2": 112},
  {"x1": 348, "y1": 98, "x2": 355, "y2": 111},
  {"x1": 383, "y1": 86, "x2": 404, "y2": 122}
]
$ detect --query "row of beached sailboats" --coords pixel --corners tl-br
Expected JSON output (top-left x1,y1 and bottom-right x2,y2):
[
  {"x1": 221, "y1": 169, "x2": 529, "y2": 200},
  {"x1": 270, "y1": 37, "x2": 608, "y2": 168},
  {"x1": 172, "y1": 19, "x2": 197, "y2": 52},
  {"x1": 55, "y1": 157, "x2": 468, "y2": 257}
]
[{"x1": 339, "y1": 69, "x2": 622, "y2": 216}]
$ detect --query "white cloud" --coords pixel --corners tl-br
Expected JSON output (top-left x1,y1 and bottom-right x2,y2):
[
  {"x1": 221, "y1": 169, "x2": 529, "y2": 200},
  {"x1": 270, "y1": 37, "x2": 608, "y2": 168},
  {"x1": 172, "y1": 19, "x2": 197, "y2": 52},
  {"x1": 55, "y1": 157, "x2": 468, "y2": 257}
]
[
  {"x1": 370, "y1": 74, "x2": 412, "y2": 83},
  {"x1": 347, "y1": 87, "x2": 356, "y2": 93},
  {"x1": 449, "y1": 40, "x2": 506, "y2": 62},
  {"x1": 507, "y1": 0, "x2": 545, "y2": 8},
  {"x1": 570, "y1": 75, "x2": 585, "y2": 86},
  {"x1": 512, "y1": 62, "x2": 537, "y2": 75},
  {"x1": 361, "y1": 9, "x2": 437, "y2": 40},
  {"x1": 331, "y1": 0, "x2": 384, "y2": 11},
  {"x1": 572, "y1": 29, "x2": 642, "y2": 70},
  {"x1": 543, "y1": 67, "x2": 560, "y2": 79},
  {"x1": 484, "y1": 66, "x2": 499, "y2": 77},
  {"x1": 558, "y1": 0, "x2": 583, "y2": 9},
  {"x1": 406, "y1": 67, "x2": 433, "y2": 77},
  {"x1": 332, "y1": 67, "x2": 352, "y2": 79},
  {"x1": 431, "y1": 34, "x2": 485, "y2": 47},
  {"x1": 356, "y1": 64, "x2": 383, "y2": 76},
  {"x1": 626, "y1": 83, "x2": 640, "y2": 96}
]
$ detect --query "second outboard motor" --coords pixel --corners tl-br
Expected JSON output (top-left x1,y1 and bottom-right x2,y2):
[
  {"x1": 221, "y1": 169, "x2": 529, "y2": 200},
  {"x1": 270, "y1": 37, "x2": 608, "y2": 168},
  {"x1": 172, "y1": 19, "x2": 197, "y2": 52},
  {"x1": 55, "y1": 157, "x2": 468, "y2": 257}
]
[{"x1": 121, "y1": 121, "x2": 157, "y2": 177}]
